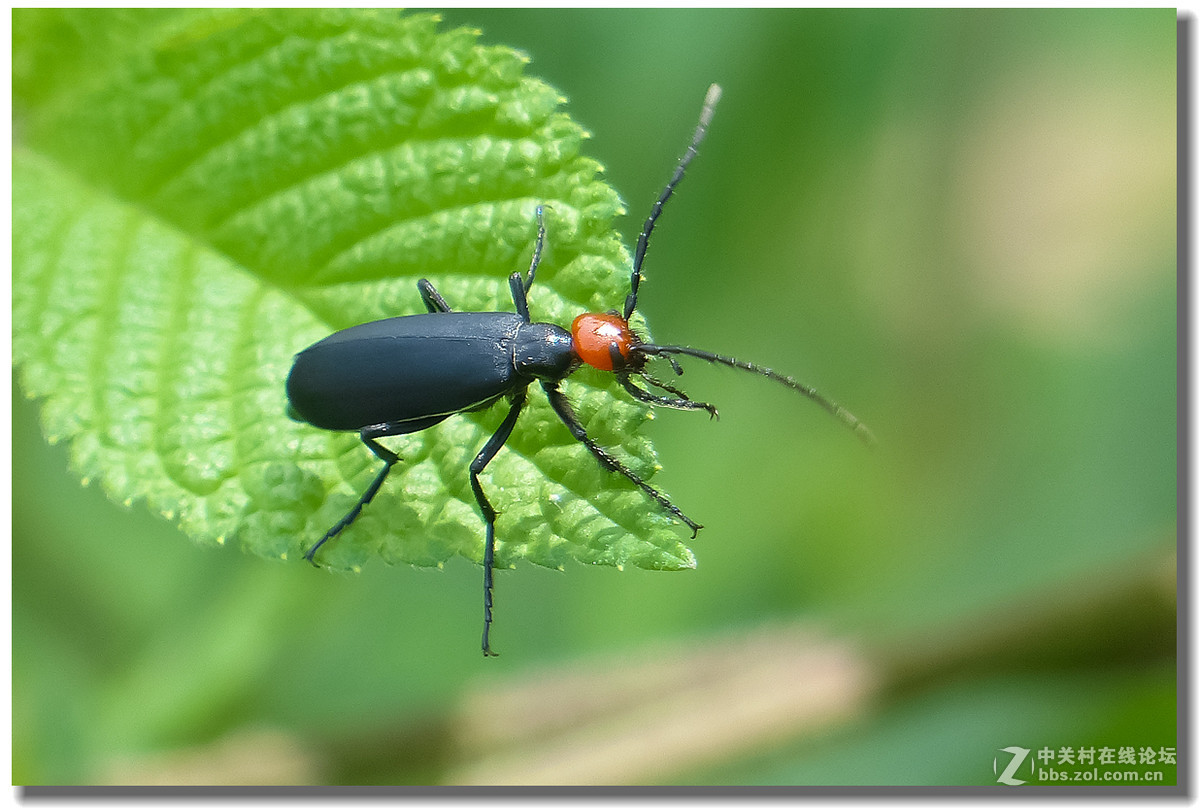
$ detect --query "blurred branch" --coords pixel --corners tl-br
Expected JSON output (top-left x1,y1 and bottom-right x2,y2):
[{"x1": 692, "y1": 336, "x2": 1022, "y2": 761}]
[
  {"x1": 878, "y1": 541, "x2": 1176, "y2": 699},
  {"x1": 447, "y1": 623, "x2": 876, "y2": 785},
  {"x1": 100, "y1": 728, "x2": 320, "y2": 786}
]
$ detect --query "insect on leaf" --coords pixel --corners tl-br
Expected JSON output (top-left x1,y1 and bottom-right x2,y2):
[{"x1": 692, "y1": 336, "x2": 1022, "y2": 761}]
[{"x1": 12, "y1": 9, "x2": 696, "y2": 573}]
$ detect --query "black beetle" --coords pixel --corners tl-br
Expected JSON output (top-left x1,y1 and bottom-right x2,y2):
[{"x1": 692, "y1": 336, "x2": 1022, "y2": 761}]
[{"x1": 286, "y1": 85, "x2": 873, "y2": 655}]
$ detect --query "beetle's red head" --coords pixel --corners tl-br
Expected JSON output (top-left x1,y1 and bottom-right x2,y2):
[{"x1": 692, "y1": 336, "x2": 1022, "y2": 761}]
[{"x1": 571, "y1": 312, "x2": 643, "y2": 371}]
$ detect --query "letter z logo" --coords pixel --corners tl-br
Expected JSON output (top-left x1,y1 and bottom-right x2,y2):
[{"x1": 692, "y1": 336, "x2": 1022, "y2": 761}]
[{"x1": 995, "y1": 746, "x2": 1031, "y2": 785}]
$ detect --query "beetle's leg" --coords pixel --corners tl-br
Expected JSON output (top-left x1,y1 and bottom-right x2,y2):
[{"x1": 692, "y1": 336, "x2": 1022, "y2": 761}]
[
  {"x1": 468, "y1": 387, "x2": 528, "y2": 657},
  {"x1": 509, "y1": 205, "x2": 547, "y2": 323},
  {"x1": 610, "y1": 345, "x2": 718, "y2": 418},
  {"x1": 540, "y1": 381, "x2": 702, "y2": 537},
  {"x1": 509, "y1": 272, "x2": 531, "y2": 323},
  {"x1": 641, "y1": 371, "x2": 692, "y2": 401},
  {"x1": 417, "y1": 278, "x2": 453, "y2": 313},
  {"x1": 522, "y1": 204, "x2": 546, "y2": 292},
  {"x1": 617, "y1": 372, "x2": 719, "y2": 419},
  {"x1": 304, "y1": 432, "x2": 400, "y2": 565}
]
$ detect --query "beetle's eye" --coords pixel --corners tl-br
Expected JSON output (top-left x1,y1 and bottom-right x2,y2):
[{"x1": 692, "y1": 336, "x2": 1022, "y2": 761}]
[{"x1": 571, "y1": 312, "x2": 634, "y2": 371}]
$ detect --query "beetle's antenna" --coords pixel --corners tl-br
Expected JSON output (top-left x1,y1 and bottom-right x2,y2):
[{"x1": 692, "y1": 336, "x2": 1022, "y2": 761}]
[
  {"x1": 635, "y1": 343, "x2": 876, "y2": 447},
  {"x1": 624, "y1": 84, "x2": 722, "y2": 322}
]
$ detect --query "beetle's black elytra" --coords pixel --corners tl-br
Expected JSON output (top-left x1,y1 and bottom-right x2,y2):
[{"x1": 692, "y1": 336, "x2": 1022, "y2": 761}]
[{"x1": 286, "y1": 84, "x2": 873, "y2": 656}]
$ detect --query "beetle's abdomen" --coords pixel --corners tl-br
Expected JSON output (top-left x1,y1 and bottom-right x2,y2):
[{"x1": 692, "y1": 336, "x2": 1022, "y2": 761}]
[{"x1": 287, "y1": 312, "x2": 523, "y2": 431}]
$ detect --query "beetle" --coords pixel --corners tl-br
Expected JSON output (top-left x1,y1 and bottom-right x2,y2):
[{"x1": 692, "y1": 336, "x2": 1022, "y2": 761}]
[{"x1": 286, "y1": 84, "x2": 873, "y2": 655}]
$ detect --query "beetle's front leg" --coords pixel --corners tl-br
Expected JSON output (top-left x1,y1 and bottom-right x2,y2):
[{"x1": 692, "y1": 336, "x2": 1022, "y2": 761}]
[
  {"x1": 418, "y1": 278, "x2": 453, "y2": 313},
  {"x1": 541, "y1": 380, "x2": 702, "y2": 538}
]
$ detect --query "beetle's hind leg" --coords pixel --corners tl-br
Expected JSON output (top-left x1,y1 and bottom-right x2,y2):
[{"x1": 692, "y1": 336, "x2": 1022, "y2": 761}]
[
  {"x1": 304, "y1": 430, "x2": 400, "y2": 565},
  {"x1": 418, "y1": 278, "x2": 453, "y2": 313}
]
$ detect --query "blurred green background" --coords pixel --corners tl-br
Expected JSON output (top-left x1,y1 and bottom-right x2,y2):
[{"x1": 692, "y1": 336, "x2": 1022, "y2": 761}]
[{"x1": 13, "y1": 9, "x2": 1176, "y2": 786}]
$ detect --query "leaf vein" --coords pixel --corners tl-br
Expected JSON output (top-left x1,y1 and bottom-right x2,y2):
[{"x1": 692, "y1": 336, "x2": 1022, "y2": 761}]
[
  {"x1": 127, "y1": 13, "x2": 297, "y2": 167},
  {"x1": 145, "y1": 60, "x2": 486, "y2": 209},
  {"x1": 17, "y1": 191, "x2": 88, "y2": 383}
]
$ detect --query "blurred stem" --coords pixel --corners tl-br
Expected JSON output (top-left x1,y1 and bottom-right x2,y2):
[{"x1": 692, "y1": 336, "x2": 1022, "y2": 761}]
[{"x1": 877, "y1": 545, "x2": 1176, "y2": 701}]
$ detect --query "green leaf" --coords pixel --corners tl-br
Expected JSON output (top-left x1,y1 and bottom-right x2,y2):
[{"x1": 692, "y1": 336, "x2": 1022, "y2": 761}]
[{"x1": 12, "y1": 9, "x2": 695, "y2": 574}]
